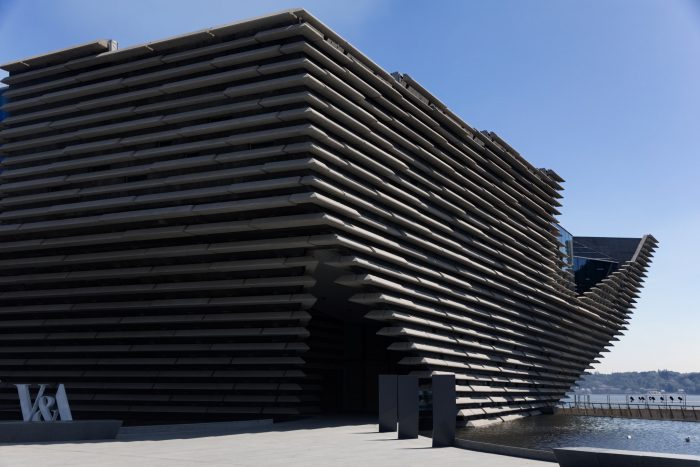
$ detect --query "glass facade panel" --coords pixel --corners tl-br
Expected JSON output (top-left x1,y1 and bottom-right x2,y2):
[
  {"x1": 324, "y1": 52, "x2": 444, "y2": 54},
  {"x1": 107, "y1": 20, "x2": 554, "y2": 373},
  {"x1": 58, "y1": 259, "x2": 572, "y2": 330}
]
[
  {"x1": 0, "y1": 87, "x2": 6, "y2": 122},
  {"x1": 0, "y1": 87, "x2": 5, "y2": 175},
  {"x1": 573, "y1": 256, "x2": 619, "y2": 294},
  {"x1": 554, "y1": 223, "x2": 575, "y2": 274}
]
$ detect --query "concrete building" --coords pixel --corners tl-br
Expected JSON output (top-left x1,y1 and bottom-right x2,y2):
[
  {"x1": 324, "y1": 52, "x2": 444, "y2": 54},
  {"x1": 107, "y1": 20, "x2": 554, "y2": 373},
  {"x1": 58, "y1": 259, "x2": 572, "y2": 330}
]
[{"x1": 0, "y1": 9, "x2": 656, "y2": 425}]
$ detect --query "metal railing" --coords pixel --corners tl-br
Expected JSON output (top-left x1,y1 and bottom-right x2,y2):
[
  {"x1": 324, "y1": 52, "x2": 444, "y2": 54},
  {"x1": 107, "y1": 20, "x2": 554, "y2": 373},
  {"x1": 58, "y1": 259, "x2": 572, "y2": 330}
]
[
  {"x1": 564, "y1": 393, "x2": 693, "y2": 409},
  {"x1": 559, "y1": 401, "x2": 698, "y2": 410},
  {"x1": 557, "y1": 400, "x2": 700, "y2": 421}
]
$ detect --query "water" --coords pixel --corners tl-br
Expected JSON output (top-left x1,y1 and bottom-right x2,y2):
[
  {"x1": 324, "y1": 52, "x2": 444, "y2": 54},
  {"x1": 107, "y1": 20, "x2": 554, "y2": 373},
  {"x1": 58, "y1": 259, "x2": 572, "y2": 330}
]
[{"x1": 457, "y1": 398, "x2": 700, "y2": 456}]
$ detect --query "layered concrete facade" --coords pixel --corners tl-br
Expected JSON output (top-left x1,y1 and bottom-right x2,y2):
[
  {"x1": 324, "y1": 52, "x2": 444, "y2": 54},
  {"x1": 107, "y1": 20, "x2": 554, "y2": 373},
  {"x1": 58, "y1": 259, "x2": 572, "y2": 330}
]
[{"x1": 0, "y1": 9, "x2": 656, "y2": 425}]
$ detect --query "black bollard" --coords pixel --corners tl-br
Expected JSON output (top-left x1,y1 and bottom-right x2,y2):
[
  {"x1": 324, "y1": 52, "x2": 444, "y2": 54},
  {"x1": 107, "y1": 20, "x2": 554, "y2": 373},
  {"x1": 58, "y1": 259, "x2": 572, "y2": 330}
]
[
  {"x1": 397, "y1": 375, "x2": 419, "y2": 439},
  {"x1": 432, "y1": 374, "x2": 456, "y2": 447},
  {"x1": 378, "y1": 374, "x2": 398, "y2": 433}
]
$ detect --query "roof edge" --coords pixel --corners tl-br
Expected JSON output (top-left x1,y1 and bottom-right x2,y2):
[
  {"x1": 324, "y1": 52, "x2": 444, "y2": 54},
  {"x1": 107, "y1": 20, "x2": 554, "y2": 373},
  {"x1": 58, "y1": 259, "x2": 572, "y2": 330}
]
[
  {"x1": 1, "y1": 40, "x2": 115, "y2": 73},
  {"x1": 1, "y1": 8, "x2": 303, "y2": 75}
]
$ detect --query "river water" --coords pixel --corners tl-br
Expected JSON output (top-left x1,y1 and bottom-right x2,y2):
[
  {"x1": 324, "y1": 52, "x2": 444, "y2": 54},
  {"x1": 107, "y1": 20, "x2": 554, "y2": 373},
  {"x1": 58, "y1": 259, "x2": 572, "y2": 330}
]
[{"x1": 456, "y1": 395, "x2": 700, "y2": 456}]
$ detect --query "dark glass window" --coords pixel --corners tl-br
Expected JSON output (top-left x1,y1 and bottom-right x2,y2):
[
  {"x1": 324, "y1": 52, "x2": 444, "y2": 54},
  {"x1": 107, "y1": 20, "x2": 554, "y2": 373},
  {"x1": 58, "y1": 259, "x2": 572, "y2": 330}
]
[
  {"x1": 0, "y1": 87, "x2": 5, "y2": 175},
  {"x1": 0, "y1": 87, "x2": 6, "y2": 122},
  {"x1": 573, "y1": 257, "x2": 619, "y2": 294},
  {"x1": 554, "y1": 223, "x2": 574, "y2": 274}
]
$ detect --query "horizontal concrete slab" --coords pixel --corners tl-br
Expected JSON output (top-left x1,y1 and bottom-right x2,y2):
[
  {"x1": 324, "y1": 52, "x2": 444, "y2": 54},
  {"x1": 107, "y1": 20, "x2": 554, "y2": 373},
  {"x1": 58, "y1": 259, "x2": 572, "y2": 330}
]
[
  {"x1": 0, "y1": 420, "x2": 122, "y2": 443},
  {"x1": 554, "y1": 446, "x2": 700, "y2": 467}
]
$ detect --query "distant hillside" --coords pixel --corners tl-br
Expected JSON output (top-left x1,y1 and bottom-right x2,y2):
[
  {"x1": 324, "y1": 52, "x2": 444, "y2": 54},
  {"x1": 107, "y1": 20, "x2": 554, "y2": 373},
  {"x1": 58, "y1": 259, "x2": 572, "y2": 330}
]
[{"x1": 575, "y1": 371, "x2": 700, "y2": 394}]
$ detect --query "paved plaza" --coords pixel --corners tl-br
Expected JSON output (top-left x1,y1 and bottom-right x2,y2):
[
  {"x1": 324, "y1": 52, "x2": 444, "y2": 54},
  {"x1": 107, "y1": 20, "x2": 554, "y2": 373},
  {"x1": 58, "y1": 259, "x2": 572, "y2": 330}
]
[{"x1": 0, "y1": 418, "x2": 551, "y2": 467}]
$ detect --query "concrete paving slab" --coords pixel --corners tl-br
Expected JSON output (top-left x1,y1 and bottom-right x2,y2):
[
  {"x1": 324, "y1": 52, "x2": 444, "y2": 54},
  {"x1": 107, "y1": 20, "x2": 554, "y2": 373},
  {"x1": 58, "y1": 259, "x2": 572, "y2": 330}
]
[{"x1": 0, "y1": 417, "x2": 552, "y2": 467}]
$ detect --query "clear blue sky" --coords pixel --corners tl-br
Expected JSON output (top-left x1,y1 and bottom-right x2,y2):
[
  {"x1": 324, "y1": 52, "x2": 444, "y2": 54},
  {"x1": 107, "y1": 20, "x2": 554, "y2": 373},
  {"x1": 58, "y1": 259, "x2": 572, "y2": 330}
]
[{"x1": 1, "y1": 0, "x2": 698, "y2": 373}]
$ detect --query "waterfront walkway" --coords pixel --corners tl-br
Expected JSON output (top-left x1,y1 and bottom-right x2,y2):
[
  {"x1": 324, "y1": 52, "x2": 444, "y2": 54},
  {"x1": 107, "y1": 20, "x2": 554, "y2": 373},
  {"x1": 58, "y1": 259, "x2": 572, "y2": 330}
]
[
  {"x1": 558, "y1": 404, "x2": 700, "y2": 421},
  {"x1": 0, "y1": 417, "x2": 552, "y2": 467}
]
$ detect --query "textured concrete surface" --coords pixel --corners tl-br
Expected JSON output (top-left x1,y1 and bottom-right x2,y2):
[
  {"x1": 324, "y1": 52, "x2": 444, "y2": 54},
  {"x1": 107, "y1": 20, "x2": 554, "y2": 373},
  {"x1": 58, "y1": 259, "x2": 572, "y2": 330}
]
[
  {"x1": 554, "y1": 446, "x2": 700, "y2": 466},
  {"x1": 0, "y1": 420, "x2": 121, "y2": 443},
  {"x1": 0, "y1": 7, "x2": 658, "y2": 425},
  {"x1": 0, "y1": 418, "x2": 552, "y2": 466}
]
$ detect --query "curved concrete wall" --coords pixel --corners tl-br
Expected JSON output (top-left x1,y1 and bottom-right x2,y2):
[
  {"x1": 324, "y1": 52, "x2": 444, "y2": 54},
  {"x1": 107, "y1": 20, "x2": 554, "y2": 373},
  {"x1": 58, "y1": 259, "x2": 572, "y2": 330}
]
[{"x1": 0, "y1": 9, "x2": 656, "y2": 423}]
